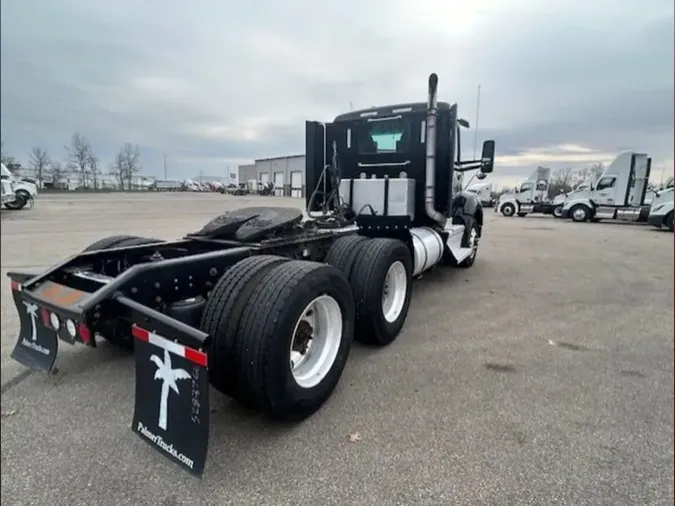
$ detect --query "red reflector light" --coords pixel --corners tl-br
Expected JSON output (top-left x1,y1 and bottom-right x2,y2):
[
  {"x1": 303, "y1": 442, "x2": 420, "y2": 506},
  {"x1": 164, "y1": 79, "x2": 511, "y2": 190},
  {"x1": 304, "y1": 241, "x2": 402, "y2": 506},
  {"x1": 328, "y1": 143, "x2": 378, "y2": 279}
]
[
  {"x1": 40, "y1": 308, "x2": 51, "y2": 327},
  {"x1": 10, "y1": 280, "x2": 21, "y2": 291},
  {"x1": 78, "y1": 323, "x2": 91, "y2": 343}
]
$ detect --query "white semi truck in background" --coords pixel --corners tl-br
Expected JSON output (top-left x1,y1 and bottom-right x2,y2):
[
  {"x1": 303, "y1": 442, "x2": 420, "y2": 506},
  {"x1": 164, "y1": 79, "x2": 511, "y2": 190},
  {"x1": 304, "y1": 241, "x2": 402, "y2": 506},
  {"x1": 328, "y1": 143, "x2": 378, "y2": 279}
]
[
  {"x1": 550, "y1": 175, "x2": 598, "y2": 218},
  {"x1": 560, "y1": 151, "x2": 652, "y2": 224},
  {"x1": 1, "y1": 162, "x2": 37, "y2": 210},
  {"x1": 1, "y1": 163, "x2": 16, "y2": 206},
  {"x1": 647, "y1": 178, "x2": 674, "y2": 231},
  {"x1": 466, "y1": 182, "x2": 494, "y2": 207},
  {"x1": 496, "y1": 167, "x2": 562, "y2": 217}
]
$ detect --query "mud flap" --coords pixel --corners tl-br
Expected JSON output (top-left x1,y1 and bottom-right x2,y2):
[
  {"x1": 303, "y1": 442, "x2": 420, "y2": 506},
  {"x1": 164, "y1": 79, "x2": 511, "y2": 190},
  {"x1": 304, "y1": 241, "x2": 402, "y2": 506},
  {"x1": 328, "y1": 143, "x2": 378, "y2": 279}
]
[
  {"x1": 10, "y1": 282, "x2": 58, "y2": 373},
  {"x1": 131, "y1": 324, "x2": 210, "y2": 476}
]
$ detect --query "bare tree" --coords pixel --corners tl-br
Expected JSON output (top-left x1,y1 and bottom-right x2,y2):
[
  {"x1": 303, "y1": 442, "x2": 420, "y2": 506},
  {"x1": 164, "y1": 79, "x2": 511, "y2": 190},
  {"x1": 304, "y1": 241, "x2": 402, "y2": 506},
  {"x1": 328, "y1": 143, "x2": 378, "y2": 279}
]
[
  {"x1": 548, "y1": 168, "x2": 576, "y2": 197},
  {"x1": 109, "y1": 156, "x2": 124, "y2": 190},
  {"x1": 87, "y1": 152, "x2": 101, "y2": 189},
  {"x1": 571, "y1": 163, "x2": 605, "y2": 190},
  {"x1": 114, "y1": 143, "x2": 142, "y2": 190},
  {"x1": 29, "y1": 146, "x2": 51, "y2": 187},
  {"x1": 589, "y1": 162, "x2": 605, "y2": 181},
  {"x1": 49, "y1": 161, "x2": 67, "y2": 187},
  {"x1": 1, "y1": 141, "x2": 21, "y2": 171},
  {"x1": 65, "y1": 133, "x2": 94, "y2": 188}
]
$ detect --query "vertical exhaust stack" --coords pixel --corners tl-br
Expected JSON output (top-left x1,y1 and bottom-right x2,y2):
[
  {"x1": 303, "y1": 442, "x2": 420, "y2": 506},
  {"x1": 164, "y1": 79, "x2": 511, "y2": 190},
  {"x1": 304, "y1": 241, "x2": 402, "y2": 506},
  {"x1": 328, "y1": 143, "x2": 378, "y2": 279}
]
[{"x1": 424, "y1": 73, "x2": 447, "y2": 226}]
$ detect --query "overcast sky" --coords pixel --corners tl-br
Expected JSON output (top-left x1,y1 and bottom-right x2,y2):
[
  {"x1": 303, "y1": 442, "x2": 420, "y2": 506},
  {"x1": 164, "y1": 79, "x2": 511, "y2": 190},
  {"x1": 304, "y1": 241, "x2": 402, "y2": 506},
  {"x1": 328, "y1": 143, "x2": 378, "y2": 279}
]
[{"x1": 1, "y1": 0, "x2": 673, "y2": 187}]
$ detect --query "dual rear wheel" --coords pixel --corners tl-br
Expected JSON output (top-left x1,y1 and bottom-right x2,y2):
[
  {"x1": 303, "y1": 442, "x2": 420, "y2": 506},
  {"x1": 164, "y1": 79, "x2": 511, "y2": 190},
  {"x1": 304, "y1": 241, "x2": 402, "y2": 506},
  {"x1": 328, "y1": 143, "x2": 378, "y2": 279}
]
[{"x1": 202, "y1": 236, "x2": 415, "y2": 420}]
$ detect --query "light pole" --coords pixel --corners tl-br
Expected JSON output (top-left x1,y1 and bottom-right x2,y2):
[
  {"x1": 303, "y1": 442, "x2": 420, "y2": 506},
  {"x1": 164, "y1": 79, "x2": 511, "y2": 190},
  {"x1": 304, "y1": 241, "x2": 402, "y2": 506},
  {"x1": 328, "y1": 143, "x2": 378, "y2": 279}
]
[
  {"x1": 472, "y1": 84, "x2": 481, "y2": 160},
  {"x1": 163, "y1": 154, "x2": 168, "y2": 180}
]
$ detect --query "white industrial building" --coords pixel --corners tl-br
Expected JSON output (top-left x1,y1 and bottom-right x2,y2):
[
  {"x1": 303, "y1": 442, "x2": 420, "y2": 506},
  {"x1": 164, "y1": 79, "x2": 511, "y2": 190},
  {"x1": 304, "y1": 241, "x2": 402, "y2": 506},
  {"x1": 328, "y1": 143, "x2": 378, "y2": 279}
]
[{"x1": 238, "y1": 154, "x2": 306, "y2": 198}]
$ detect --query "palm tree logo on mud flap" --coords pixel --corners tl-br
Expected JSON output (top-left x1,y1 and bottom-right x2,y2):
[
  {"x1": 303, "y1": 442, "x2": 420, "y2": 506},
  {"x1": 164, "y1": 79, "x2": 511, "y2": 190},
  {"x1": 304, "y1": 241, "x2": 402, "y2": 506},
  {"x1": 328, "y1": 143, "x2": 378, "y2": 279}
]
[
  {"x1": 23, "y1": 302, "x2": 38, "y2": 341},
  {"x1": 150, "y1": 349, "x2": 191, "y2": 431}
]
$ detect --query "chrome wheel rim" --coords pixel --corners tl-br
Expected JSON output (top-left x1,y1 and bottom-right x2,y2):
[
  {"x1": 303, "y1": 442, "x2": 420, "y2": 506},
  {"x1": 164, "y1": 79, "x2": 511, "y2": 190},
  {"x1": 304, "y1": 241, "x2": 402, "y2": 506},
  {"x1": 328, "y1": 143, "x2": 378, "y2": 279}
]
[
  {"x1": 290, "y1": 295, "x2": 343, "y2": 389},
  {"x1": 468, "y1": 228, "x2": 479, "y2": 259},
  {"x1": 381, "y1": 261, "x2": 407, "y2": 323},
  {"x1": 573, "y1": 208, "x2": 586, "y2": 221}
]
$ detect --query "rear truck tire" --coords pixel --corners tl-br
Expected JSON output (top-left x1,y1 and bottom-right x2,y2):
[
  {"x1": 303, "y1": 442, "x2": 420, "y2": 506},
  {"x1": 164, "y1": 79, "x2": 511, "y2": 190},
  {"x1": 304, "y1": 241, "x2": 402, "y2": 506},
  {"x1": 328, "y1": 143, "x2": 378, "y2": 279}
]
[
  {"x1": 199, "y1": 255, "x2": 290, "y2": 398},
  {"x1": 553, "y1": 205, "x2": 563, "y2": 218},
  {"x1": 569, "y1": 204, "x2": 591, "y2": 223},
  {"x1": 665, "y1": 211, "x2": 674, "y2": 232},
  {"x1": 349, "y1": 238, "x2": 413, "y2": 346},
  {"x1": 324, "y1": 235, "x2": 369, "y2": 276},
  {"x1": 83, "y1": 235, "x2": 164, "y2": 349},
  {"x1": 501, "y1": 203, "x2": 516, "y2": 217},
  {"x1": 235, "y1": 261, "x2": 355, "y2": 420}
]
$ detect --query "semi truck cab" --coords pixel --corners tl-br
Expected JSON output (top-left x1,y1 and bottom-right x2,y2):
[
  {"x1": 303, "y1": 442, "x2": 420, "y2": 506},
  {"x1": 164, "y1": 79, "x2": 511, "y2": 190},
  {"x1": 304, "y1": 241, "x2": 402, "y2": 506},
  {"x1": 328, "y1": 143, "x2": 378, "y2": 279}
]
[
  {"x1": 647, "y1": 181, "x2": 674, "y2": 231},
  {"x1": 561, "y1": 151, "x2": 652, "y2": 223},
  {"x1": 496, "y1": 167, "x2": 559, "y2": 217},
  {"x1": 1, "y1": 163, "x2": 17, "y2": 207}
]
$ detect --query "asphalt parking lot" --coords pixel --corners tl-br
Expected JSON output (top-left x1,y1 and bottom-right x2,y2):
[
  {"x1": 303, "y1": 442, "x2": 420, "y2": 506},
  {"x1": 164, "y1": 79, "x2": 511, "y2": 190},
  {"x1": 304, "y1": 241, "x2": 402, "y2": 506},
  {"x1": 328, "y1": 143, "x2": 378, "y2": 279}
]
[{"x1": 1, "y1": 192, "x2": 673, "y2": 506}]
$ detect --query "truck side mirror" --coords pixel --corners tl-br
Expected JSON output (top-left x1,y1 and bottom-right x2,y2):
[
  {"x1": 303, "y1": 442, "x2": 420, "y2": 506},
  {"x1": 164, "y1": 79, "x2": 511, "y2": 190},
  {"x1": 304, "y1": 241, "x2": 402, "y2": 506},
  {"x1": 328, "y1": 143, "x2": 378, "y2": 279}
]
[
  {"x1": 480, "y1": 140, "x2": 495, "y2": 173},
  {"x1": 476, "y1": 172, "x2": 487, "y2": 180}
]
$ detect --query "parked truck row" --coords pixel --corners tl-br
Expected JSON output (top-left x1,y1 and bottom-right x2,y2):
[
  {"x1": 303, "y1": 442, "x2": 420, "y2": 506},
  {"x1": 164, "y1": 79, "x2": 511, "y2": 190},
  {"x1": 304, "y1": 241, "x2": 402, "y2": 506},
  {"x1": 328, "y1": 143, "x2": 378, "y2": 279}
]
[{"x1": 495, "y1": 152, "x2": 673, "y2": 232}]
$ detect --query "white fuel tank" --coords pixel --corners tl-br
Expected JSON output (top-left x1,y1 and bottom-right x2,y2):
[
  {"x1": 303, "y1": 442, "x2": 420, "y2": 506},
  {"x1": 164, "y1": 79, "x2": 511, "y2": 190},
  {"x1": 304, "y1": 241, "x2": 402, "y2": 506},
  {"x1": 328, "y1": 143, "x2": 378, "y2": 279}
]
[{"x1": 410, "y1": 227, "x2": 444, "y2": 276}]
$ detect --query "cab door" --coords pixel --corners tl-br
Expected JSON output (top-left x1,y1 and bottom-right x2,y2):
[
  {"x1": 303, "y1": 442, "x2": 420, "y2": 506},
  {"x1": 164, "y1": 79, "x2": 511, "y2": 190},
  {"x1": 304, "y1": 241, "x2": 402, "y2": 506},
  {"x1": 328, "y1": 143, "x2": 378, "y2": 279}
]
[
  {"x1": 517, "y1": 181, "x2": 535, "y2": 204},
  {"x1": 593, "y1": 176, "x2": 617, "y2": 206}
]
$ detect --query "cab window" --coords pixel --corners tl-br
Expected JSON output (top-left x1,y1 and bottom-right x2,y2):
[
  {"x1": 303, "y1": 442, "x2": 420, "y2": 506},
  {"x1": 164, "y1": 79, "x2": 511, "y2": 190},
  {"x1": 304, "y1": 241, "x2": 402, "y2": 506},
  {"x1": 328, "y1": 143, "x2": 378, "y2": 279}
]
[
  {"x1": 519, "y1": 182, "x2": 534, "y2": 192},
  {"x1": 358, "y1": 117, "x2": 410, "y2": 154},
  {"x1": 595, "y1": 177, "x2": 616, "y2": 191}
]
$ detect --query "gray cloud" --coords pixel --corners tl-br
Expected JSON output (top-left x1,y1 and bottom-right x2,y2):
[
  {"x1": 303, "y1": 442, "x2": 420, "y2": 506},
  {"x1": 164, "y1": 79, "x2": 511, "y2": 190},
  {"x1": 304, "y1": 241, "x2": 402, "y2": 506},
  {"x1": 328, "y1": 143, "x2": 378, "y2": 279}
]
[{"x1": 1, "y1": 0, "x2": 672, "y2": 186}]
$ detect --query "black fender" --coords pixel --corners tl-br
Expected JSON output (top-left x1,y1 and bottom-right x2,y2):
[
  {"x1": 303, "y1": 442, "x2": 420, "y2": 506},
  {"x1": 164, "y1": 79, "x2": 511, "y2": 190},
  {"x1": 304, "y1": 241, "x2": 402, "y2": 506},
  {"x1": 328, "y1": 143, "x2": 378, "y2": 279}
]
[{"x1": 451, "y1": 191, "x2": 484, "y2": 244}]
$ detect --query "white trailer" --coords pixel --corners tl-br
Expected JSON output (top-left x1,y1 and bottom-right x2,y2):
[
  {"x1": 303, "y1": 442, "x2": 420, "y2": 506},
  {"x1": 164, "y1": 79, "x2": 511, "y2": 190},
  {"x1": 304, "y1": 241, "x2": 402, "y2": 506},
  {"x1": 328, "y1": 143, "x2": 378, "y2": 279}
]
[
  {"x1": 154, "y1": 180, "x2": 182, "y2": 191},
  {"x1": 560, "y1": 151, "x2": 652, "y2": 223}
]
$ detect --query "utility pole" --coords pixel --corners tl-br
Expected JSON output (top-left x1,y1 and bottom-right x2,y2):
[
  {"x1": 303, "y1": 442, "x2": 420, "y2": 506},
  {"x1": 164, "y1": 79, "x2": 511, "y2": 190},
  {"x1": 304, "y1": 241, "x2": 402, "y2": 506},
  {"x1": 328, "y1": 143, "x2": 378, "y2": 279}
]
[
  {"x1": 472, "y1": 84, "x2": 481, "y2": 160},
  {"x1": 163, "y1": 153, "x2": 168, "y2": 180}
]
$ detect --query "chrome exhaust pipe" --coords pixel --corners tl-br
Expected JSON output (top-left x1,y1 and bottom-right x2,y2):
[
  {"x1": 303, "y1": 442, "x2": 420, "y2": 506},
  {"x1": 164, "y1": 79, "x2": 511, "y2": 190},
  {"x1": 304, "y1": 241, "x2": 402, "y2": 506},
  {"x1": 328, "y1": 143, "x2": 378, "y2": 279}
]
[{"x1": 424, "y1": 73, "x2": 447, "y2": 226}]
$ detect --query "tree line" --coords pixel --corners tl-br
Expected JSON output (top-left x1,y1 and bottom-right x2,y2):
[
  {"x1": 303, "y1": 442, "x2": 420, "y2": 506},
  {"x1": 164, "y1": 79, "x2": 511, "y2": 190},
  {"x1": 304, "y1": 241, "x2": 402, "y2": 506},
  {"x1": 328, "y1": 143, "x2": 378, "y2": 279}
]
[{"x1": 0, "y1": 133, "x2": 143, "y2": 190}]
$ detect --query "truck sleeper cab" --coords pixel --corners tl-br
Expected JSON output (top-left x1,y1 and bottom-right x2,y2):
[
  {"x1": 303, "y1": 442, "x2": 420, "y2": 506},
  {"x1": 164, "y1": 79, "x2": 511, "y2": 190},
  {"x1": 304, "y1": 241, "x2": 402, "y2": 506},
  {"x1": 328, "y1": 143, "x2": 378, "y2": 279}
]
[{"x1": 561, "y1": 152, "x2": 652, "y2": 223}]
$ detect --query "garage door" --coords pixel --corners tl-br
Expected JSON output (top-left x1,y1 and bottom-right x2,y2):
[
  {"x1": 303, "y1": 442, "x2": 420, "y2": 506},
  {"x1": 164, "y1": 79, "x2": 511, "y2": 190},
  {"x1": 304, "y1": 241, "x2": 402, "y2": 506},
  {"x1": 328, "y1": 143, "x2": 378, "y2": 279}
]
[
  {"x1": 273, "y1": 172, "x2": 284, "y2": 197},
  {"x1": 290, "y1": 171, "x2": 303, "y2": 198},
  {"x1": 260, "y1": 172, "x2": 269, "y2": 185}
]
